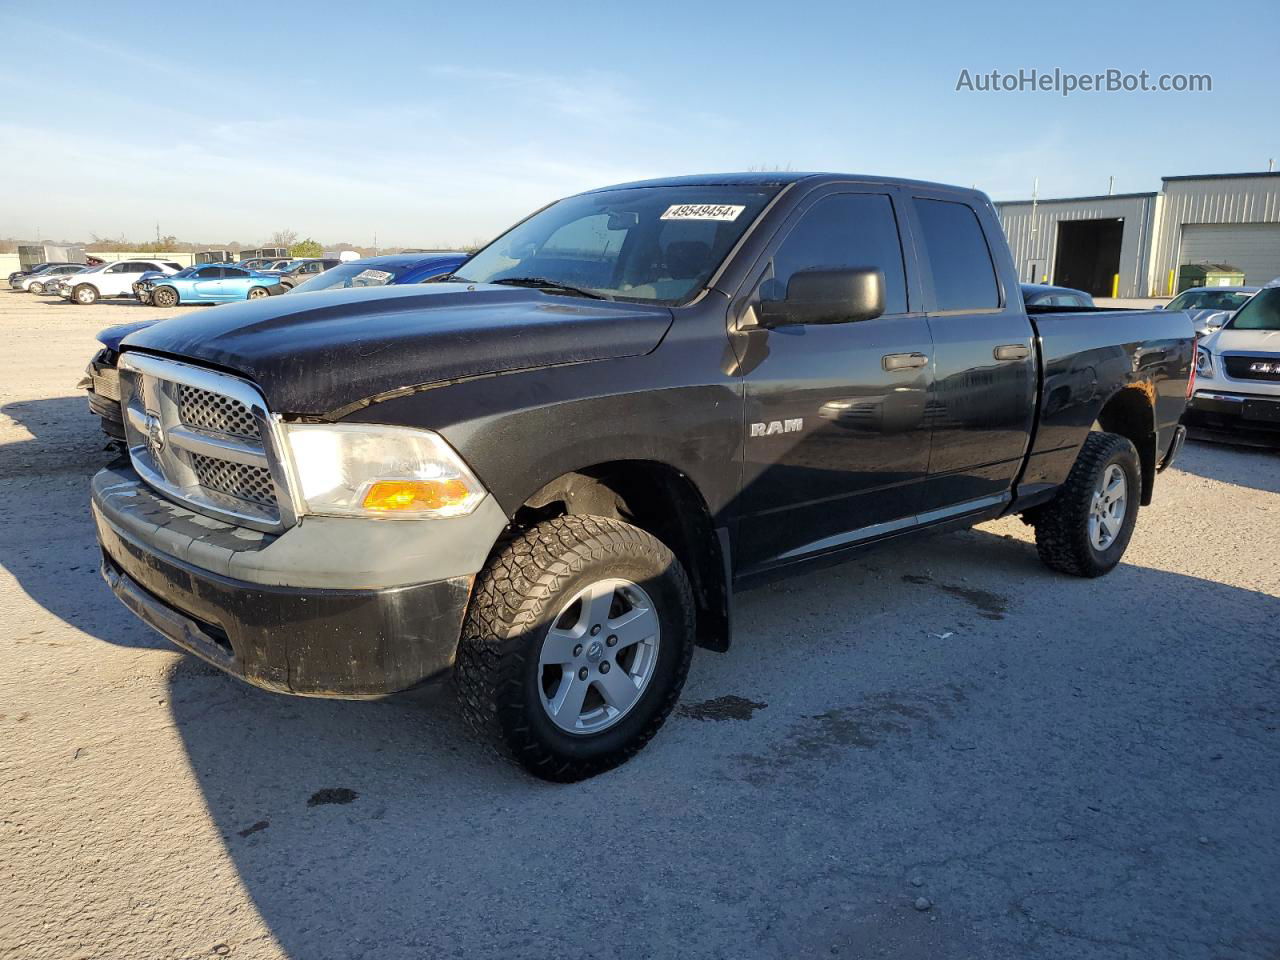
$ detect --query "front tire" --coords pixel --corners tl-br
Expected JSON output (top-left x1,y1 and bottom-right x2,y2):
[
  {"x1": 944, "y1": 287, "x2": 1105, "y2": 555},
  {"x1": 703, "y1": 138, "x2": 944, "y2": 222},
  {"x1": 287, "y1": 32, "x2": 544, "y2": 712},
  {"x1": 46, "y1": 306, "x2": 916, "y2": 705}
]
[
  {"x1": 28, "y1": 282, "x2": 43, "y2": 294},
  {"x1": 455, "y1": 515, "x2": 695, "y2": 782},
  {"x1": 151, "y1": 286, "x2": 179, "y2": 308},
  {"x1": 247, "y1": 286, "x2": 269, "y2": 299},
  {"x1": 1030, "y1": 432, "x2": 1140, "y2": 577},
  {"x1": 73, "y1": 284, "x2": 99, "y2": 305}
]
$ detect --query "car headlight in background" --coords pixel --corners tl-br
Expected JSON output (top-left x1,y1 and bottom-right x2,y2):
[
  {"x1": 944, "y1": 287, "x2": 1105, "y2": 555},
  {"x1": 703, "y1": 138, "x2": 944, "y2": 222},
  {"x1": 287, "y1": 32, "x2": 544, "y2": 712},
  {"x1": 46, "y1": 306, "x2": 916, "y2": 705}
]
[
  {"x1": 282, "y1": 423, "x2": 486, "y2": 519},
  {"x1": 1195, "y1": 346, "x2": 1214, "y2": 378}
]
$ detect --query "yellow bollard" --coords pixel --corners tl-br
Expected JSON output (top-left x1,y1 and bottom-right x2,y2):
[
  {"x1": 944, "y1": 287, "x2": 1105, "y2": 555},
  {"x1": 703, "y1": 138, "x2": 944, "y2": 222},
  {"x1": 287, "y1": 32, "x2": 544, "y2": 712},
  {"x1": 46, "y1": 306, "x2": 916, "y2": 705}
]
[
  {"x1": 1167, "y1": 268, "x2": 1175, "y2": 296},
  {"x1": 1111, "y1": 273, "x2": 1120, "y2": 298}
]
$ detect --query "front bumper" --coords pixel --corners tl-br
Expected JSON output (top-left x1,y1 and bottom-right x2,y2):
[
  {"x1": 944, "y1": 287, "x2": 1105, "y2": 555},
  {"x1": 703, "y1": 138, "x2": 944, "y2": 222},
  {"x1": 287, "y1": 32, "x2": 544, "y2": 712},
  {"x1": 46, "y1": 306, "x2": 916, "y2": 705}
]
[
  {"x1": 92, "y1": 462, "x2": 507, "y2": 697},
  {"x1": 1184, "y1": 390, "x2": 1280, "y2": 445}
]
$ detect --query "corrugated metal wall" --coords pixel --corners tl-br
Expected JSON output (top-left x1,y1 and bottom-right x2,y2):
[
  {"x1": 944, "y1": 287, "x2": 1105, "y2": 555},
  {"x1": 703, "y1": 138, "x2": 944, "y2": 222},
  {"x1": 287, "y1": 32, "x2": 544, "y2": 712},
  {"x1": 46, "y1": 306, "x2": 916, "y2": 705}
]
[
  {"x1": 995, "y1": 194, "x2": 1158, "y2": 298},
  {"x1": 1150, "y1": 175, "x2": 1280, "y2": 294}
]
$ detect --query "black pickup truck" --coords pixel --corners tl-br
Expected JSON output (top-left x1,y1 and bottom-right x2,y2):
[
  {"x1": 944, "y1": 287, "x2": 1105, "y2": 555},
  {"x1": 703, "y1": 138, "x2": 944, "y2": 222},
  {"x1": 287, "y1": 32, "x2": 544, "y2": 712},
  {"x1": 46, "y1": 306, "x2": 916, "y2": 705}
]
[{"x1": 91, "y1": 173, "x2": 1192, "y2": 781}]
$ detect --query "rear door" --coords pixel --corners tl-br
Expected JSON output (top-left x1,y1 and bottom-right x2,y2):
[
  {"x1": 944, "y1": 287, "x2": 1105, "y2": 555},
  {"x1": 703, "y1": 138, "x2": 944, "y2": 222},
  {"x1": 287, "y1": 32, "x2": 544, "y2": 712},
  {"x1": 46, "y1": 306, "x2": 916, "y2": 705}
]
[
  {"x1": 222, "y1": 267, "x2": 250, "y2": 299},
  {"x1": 907, "y1": 193, "x2": 1037, "y2": 515},
  {"x1": 735, "y1": 186, "x2": 934, "y2": 572}
]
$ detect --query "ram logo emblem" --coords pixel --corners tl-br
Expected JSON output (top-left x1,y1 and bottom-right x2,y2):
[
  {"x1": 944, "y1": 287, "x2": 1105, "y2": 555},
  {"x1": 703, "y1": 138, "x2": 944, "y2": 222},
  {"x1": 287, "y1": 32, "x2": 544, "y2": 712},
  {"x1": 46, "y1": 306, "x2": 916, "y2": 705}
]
[{"x1": 750, "y1": 418, "x2": 803, "y2": 437}]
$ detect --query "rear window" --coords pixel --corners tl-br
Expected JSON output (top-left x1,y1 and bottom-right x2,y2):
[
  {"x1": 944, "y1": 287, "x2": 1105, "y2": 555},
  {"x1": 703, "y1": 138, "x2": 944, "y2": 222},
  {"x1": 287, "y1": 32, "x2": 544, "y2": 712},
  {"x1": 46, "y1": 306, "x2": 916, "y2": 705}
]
[{"x1": 913, "y1": 198, "x2": 1000, "y2": 311}]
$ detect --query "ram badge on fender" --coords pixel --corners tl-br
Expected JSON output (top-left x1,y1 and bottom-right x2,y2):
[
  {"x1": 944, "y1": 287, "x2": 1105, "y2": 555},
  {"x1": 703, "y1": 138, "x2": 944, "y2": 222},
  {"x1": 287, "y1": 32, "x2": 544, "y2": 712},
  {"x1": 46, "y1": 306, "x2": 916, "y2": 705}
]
[{"x1": 90, "y1": 173, "x2": 1194, "y2": 781}]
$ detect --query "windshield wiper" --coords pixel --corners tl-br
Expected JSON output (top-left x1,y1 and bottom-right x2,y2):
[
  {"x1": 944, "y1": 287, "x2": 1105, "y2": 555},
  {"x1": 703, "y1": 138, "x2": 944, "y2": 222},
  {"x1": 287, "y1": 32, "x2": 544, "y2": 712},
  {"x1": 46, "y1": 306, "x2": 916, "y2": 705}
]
[{"x1": 489, "y1": 276, "x2": 611, "y2": 300}]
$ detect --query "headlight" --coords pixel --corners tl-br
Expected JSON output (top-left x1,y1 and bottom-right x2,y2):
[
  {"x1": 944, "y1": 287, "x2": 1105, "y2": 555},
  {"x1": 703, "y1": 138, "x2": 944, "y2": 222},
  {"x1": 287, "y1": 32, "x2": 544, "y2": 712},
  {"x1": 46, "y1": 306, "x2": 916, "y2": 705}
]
[
  {"x1": 282, "y1": 423, "x2": 486, "y2": 519},
  {"x1": 1195, "y1": 346, "x2": 1214, "y2": 378}
]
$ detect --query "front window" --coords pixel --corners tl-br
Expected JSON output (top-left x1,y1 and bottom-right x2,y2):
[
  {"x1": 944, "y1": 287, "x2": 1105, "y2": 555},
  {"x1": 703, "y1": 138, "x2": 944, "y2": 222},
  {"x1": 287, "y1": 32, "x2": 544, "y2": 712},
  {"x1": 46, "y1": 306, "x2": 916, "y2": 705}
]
[
  {"x1": 453, "y1": 185, "x2": 779, "y2": 304},
  {"x1": 1167, "y1": 289, "x2": 1254, "y2": 312},
  {"x1": 1228, "y1": 288, "x2": 1280, "y2": 331}
]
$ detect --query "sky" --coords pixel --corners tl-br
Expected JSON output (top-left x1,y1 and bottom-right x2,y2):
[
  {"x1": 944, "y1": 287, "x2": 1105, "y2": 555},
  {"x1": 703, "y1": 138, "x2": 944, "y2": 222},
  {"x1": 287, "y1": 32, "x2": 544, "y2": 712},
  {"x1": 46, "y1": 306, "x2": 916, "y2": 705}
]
[{"x1": 1, "y1": 0, "x2": 1275, "y2": 248}]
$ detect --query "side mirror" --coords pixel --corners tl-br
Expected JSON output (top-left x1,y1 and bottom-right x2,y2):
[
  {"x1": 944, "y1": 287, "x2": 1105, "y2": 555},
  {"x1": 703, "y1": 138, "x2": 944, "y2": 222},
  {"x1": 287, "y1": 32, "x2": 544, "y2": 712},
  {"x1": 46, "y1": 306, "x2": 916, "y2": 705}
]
[
  {"x1": 758, "y1": 267, "x2": 886, "y2": 327},
  {"x1": 1153, "y1": 304, "x2": 1164, "y2": 310}
]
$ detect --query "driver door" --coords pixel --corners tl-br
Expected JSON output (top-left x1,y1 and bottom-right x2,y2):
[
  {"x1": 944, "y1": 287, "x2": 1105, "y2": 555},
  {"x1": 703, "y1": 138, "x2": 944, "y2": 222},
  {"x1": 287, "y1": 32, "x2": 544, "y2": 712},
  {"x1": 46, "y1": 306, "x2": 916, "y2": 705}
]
[{"x1": 733, "y1": 188, "x2": 934, "y2": 574}]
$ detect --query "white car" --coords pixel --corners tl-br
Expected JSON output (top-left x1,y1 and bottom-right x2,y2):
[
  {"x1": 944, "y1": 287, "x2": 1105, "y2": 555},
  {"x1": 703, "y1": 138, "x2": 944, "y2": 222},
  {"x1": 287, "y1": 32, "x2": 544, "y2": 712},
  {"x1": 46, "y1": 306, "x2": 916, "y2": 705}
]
[
  {"x1": 63, "y1": 259, "x2": 184, "y2": 305},
  {"x1": 1185, "y1": 281, "x2": 1280, "y2": 444},
  {"x1": 20, "y1": 264, "x2": 90, "y2": 294}
]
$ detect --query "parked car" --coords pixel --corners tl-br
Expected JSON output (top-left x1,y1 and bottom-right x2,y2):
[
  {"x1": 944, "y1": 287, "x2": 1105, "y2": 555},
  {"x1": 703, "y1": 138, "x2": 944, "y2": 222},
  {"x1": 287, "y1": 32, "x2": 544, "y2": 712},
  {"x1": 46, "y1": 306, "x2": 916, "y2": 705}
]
[
  {"x1": 236, "y1": 258, "x2": 277, "y2": 271},
  {"x1": 92, "y1": 172, "x2": 1192, "y2": 781},
  {"x1": 134, "y1": 264, "x2": 279, "y2": 307},
  {"x1": 78, "y1": 320, "x2": 157, "y2": 440},
  {"x1": 1158, "y1": 285, "x2": 1258, "y2": 336},
  {"x1": 1020, "y1": 283, "x2": 1095, "y2": 308},
  {"x1": 15, "y1": 263, "x2": 89, "y2": 293},
  {"x1": 62, "y1": 260, "x2": 184, "y2": 304},
  {"x1": 266, "y1": 258, "x2": 342, "y2": 290},
  {"x1": 279, "y1": 252, "x2": 467, "y2": 294},
  {"x1": 1182, "y1": 282, "x2": 1280, "y2": 445},
  {"x1": 8, "y1": 262, "x2": 80, "y2": 287}
]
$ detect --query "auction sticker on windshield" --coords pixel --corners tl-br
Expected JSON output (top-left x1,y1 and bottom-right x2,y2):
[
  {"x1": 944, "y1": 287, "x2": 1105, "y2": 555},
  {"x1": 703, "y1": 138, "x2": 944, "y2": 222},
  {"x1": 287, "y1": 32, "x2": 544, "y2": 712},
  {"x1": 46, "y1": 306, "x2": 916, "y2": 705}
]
[
  {"x1": 352, "y1": 269, "x2": 394, "y2": 286},
  {"x1": 660, "y1": 204, "x2": 745, "y2": 221}
]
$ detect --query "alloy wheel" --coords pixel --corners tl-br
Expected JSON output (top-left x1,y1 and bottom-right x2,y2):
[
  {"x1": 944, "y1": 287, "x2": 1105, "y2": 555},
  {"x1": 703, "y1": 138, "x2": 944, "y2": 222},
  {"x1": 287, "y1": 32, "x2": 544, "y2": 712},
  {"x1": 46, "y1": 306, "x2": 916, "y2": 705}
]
[{"x1": 538, "y1": 578, "x2": 661, "y2": 735}]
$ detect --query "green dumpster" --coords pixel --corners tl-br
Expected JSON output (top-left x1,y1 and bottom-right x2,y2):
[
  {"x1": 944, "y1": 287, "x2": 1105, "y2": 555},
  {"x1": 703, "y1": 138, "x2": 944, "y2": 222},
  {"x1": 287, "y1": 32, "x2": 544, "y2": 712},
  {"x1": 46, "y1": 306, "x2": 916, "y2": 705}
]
[{"x1": 1177, "y1": 263, "x2": 1246, "y2": 293}]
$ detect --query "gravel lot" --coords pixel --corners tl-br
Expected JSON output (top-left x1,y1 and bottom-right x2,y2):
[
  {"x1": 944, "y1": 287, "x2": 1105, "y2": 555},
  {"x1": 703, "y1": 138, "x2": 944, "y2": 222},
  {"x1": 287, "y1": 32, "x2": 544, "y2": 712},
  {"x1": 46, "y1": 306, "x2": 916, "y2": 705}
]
[{"x1": 2, "y1": 290, "x2": 1277, "y2": 960}]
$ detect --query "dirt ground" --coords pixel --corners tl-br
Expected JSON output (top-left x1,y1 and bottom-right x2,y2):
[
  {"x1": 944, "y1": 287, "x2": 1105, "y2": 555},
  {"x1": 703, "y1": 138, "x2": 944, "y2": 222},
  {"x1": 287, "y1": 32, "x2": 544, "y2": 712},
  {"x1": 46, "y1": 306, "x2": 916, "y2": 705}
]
[{"x1": 1, "y1": 289, "x2": 1277, "y2": 960}]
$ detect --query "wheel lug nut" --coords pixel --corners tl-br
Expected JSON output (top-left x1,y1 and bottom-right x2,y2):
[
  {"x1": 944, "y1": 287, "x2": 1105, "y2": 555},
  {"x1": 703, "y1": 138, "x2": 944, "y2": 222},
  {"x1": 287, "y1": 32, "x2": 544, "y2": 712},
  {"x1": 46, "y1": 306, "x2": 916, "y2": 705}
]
[
  {"x1": 599, "y1": 662, "x2": 611, "y2": 674},
  {"x1": 590, "y1": 624, "x2": 602, "y2": 636},
  {"x1": 573, "y1": 644, "x2": 583, "y2": 657},
  {"x1": 578, "y1": 667, "x2": 588, "y2": 681},
  {"x1": 606, "y1": 635, "x2": 617, "y2": 647}
]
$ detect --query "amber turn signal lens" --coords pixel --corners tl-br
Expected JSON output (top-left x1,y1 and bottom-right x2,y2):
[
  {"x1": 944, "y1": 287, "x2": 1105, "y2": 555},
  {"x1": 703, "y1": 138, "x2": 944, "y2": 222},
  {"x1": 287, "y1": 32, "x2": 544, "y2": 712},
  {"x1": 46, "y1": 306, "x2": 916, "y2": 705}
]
[{"x1": 361, "y1": 479, "x2": 471, "y2": 512}]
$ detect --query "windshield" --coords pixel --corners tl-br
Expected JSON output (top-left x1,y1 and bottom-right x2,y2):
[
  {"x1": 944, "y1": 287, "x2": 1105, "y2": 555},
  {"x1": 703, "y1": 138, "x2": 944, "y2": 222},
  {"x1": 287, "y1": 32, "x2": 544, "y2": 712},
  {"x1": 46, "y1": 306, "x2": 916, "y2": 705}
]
[
  {"x1": 453, "y1": 185, "x2": 779, "y2": 304},
  {"x1": 1227, "y1": 288, "x2": 1280, "y2": 331},
  {"x1": 289, "y1": 261, "x2": 404, "y2": 293},
  {"x1": 1167, "y1": 289, "x2": 1253, "y2": 312}
]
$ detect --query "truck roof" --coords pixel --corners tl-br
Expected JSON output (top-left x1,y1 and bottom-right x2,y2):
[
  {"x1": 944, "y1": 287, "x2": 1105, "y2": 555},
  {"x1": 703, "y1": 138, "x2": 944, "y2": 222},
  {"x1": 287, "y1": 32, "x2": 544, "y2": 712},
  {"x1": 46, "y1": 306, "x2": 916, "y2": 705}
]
[{"x1": 582, "y1": 172, "x2": 985, "y2": 196}]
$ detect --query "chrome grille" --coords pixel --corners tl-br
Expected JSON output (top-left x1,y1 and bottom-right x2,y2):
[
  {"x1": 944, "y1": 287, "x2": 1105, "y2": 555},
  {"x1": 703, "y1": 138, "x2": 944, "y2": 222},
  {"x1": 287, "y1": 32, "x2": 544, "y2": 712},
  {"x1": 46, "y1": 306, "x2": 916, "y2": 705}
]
[
  {"x1": 117, "y1": 354, "x2": 291, "y2": 531},
  {"x1": 178, "y1": 384, "x2": 261, "y2": 439},
  {"x1": 1224, "y1": 354, "x2": 1280, "y2": 383},
  {"x1": 190, "y1": 454, "x2": 277, "y2": 507}
]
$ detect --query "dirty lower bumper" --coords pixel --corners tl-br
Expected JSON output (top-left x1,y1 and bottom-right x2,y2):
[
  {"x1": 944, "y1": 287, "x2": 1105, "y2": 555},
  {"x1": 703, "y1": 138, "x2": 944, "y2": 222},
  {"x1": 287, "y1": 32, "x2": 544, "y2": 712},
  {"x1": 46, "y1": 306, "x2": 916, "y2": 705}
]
[
  {"x1": 1183, "y1": 391, "x2": 1280, "y2": 446},
  {"x1": 91, "y1": 464, "x2": 499, "y2": 698}
]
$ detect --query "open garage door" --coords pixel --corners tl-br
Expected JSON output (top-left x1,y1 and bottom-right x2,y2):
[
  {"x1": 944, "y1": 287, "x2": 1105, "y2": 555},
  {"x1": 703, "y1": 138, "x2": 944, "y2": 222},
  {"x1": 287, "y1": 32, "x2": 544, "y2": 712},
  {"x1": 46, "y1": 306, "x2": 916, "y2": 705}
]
[
  {"x1": 1180, "y1": 223, "x2": 1280, "y2": 286},
  {"x1": 1053, "y1": 218, "x2": 1124, "y2": 296}
]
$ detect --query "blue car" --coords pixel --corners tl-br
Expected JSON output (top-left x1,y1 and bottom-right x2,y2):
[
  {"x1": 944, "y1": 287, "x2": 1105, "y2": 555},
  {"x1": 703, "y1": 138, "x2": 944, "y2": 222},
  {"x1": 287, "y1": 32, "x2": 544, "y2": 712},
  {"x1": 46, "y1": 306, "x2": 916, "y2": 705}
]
[
  {"x1": 135, "y1": 264, "x2": 279, "y2": 307},
  {"x1": 283, "y1": 251, "x2": 468, "y2": 293}
]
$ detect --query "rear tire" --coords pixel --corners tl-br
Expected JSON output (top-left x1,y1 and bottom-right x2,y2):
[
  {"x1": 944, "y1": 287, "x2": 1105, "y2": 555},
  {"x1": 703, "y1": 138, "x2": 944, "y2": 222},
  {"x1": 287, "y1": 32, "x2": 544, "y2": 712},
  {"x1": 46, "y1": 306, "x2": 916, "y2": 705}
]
[
  {"x1": 28, "y1": 282, "x2": 44, "y2": 294},
  {"x1": 152, "y1": 286, "x2": 179, "y2": 308},
  {"x1": 1030, "y1": 432, "x2": 1140, "y2": 577},
  {"x1": 73, "y1": 284, "x2": 99, "y2": 305},
  {"x1": 455, "y1": 515, "x2": 694, "y2": 782}
]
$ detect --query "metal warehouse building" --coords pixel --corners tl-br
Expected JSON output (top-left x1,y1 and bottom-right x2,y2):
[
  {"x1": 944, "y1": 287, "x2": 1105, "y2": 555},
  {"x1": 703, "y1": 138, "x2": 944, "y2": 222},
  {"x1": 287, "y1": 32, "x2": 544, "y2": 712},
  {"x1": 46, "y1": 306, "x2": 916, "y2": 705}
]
[{"x1": 995, "y1": 171, "x2": 1280, "y2": 298}]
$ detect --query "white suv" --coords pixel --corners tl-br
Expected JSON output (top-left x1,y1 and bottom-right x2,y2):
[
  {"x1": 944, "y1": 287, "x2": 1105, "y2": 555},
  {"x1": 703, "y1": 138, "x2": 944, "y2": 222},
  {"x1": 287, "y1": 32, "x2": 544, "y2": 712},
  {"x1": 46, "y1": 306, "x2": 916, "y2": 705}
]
[
  {"x1": 64, "y1": 260, "x2": 184, "y2": 305},
  {"x1": 1185, "y1": 281, "x2": 1280, "y2": 444}
]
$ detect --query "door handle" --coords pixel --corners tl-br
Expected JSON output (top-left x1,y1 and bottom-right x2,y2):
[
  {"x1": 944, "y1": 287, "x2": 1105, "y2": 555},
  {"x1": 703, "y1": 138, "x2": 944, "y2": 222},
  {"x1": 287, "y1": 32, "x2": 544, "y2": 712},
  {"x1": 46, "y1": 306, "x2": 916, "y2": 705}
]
[
  {"x1": 994, "y1": 344, "x2": 1030, "y2": 361},
  {"x1": 882, "y1": 352, "x2": 929, "y2": 372}
]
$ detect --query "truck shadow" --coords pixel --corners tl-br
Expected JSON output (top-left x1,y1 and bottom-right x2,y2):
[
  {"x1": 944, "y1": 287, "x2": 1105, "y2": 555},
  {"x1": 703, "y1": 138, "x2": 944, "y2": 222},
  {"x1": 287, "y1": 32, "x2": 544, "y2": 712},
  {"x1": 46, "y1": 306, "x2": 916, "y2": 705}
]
[
  {"x1": 0, "y1": 395, "x2": 161, "y2": 649},
  {"x1": 161, "y1": 526, "x2": 1280, "y2": 959}
]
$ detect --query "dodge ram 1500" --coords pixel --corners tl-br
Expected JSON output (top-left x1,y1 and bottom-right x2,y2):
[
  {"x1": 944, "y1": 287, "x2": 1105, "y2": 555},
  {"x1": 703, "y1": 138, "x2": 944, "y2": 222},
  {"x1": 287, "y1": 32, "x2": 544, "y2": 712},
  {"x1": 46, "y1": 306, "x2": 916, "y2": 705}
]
[{"x1": 91, "y1": 173, "x2": 1193, "y2": 780}]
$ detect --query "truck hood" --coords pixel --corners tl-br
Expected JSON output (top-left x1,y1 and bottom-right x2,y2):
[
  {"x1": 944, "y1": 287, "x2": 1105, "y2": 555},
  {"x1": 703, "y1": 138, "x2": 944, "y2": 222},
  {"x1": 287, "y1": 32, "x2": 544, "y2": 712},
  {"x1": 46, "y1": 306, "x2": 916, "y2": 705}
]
[
  {"x1": 120, "y1": 283, "x2": 674, "y2": 417},
  {"x1": 99, "y1": 319, "x2": 160, "y2": 352},
  {"x1": 1206, "y1": 326, "x2": 1280, "y2": 354}
]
